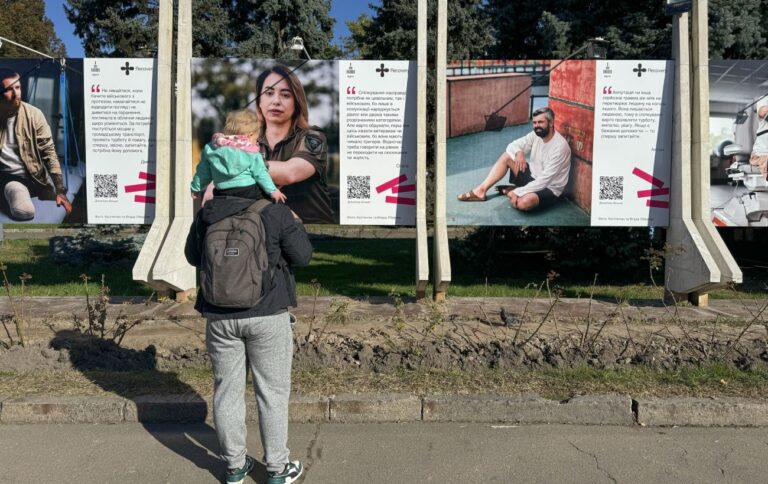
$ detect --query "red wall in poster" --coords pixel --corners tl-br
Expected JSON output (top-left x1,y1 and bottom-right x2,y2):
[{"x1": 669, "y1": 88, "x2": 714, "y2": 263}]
[{"x1": 549, "y1": 60, "x2": 595, "y2": 214}]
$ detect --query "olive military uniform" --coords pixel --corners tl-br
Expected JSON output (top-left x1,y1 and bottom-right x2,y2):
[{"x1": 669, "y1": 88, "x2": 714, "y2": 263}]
[{"x1": 258, "y1": 126, "x2": 335, "y2": 224}]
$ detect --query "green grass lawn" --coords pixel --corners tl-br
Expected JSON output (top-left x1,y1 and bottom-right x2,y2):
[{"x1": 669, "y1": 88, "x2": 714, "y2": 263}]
[
  {"x1": 1, "y1": 363, "x2": 767, "y2": 400},
  {"x1": 0, "y1": 239, "x2": 152, "y2": 297},
  {"x1": 0, "y1": 236, "x2": 764, "y2": 300}
]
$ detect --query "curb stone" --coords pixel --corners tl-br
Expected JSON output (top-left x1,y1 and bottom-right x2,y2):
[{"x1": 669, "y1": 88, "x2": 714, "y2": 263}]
[
  {"x1": 330, "y1": 393, "x2": 421, "y2": 423},
  {"x1": 0, "y1": 396, "x2": 125, "y2": 424},
  {"x1": 422, "y1": 394, "x2": 633, "y2": 425},
  {"x1": 636, "y1": 397, "x2": 768, "y2": 427},
  {"x1": 124, "y1": 395, "x2": 209, "y2": 423},
  {"x1": 289, "y1": 395, "x2": 330, "y2": 423},
  {"x1": 1, "y1": 394, "x2": 767, "y2": 426},
  {"x1": 245, "y1": 395, "x2": 330, "y2": 423}
]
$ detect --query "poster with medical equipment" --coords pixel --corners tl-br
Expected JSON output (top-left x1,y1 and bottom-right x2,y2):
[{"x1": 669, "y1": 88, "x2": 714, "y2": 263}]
[{"x1": 709, "y1": 59, "x2": 768, "y2": 228}]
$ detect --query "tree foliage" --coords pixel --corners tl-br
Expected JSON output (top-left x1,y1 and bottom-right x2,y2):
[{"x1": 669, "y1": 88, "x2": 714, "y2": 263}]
[
  {"x1": 65, "y1": 0, "x2": 340, "y2": 58},
  {"x1": 536, "y1": 11, "x2": 571, "y2": 59},
  {"x1": 708, "y1": 0, "x2": 768, "y2": 59},
  {"x1": 64, "y1": 0, "x2": 158, "y2": 57},
  {"x1": 226, "y1": 0, "x2": 340, "y2": 58},
  {"x1": 63, "y1": 1, "x2": 768, "y2": 61},
  {"x1": 483, "y1": 0, "x2": 672, "y2": 60},
  {"x1": 0, "y1": 0, "x2": 66, "y2": 58},
  {"x1": 343, "y1": 0, "x2": 492, "y2": 60},
  {"x1": 483, "y1": 0, "x2": 768, "y2": 61}
]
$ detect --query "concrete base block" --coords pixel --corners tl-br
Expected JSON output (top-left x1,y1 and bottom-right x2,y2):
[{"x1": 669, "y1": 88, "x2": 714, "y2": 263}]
[
  {"x1": 331, "y1": 393, "x2": 421, "y2": 423},
  {"x1": 1, "y1": 396, "x2": 124, "y2": 424},
  {"x1": 214, "y1": 395, "x2": 329, "y2": 424},
  {"x1": 637, "y1": 397, "x2": 768, "y2": 427},
  {"x1": 124, "y1": 395, "x2": 208, "y2": 423},
  {"x1": 290, "y1": 395, "x2": 329, "y2": 423},
  {"x1": 423, "y1": 394, "x2": 633, "y2": 425}
]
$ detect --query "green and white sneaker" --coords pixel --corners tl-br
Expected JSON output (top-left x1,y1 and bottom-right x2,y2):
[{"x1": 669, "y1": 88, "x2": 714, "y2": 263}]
[
  {"x1": 225, "y1": 455, "x2": 255, "y2": 484},
  {"x1": 267, "y1": 460, "x2": 304, "y2": 484}
]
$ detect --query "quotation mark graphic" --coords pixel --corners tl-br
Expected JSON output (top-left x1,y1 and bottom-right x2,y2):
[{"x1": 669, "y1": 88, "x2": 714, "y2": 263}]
[
  {"x1": 346, "y1": 86, "x2": 357, "y2": 95},
  {"x1": 602, "y1": 86, "x2": 613, "y2": 95},
  {"x1": 90, "y1": 84, "x2": 101, "y2": 93}
]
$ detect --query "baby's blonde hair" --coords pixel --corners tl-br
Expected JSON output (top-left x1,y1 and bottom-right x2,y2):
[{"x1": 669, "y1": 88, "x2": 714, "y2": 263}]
[{"x1": 223, "y1": 109, "x2": 260, "y2": 136}]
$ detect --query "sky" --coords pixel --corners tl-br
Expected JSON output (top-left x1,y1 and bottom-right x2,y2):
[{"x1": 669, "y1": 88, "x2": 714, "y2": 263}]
[{"x1": 43, "y1": 0, "x2": 377, "y2": 58}]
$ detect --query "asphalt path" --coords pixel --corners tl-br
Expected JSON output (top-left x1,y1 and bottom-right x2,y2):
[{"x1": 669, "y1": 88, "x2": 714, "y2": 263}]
[{"x1": 1, "y1": 422, "x2": 766, "y2": 483}]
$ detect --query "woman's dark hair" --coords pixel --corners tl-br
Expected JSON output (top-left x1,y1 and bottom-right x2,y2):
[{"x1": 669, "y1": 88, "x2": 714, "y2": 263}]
[{"x1": 255, "y1": 64, "x2": 309, "y2": 133}]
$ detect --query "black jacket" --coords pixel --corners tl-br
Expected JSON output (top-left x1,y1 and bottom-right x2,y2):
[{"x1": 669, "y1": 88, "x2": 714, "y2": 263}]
[{"x1": 184, "y1": 193, "x2": 313, "y2": 319}]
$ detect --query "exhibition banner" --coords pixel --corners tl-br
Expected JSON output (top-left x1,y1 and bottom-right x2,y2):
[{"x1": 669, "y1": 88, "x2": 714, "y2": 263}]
[
  {"x1": 446, "y1": 59, "x2": 674, "y2": 227},
  {"x1": 591, "y1": 60, "x2": 674, "y2": 226},
  {"x1": 85, "y1": 58, "x2": 157, "y2": 224},
  {"x1": 340, "y1": 60, "x2": 417, "y2": 224},
  {"x1": 191, "y1": 59, "x2": 417, "y2": 225}
]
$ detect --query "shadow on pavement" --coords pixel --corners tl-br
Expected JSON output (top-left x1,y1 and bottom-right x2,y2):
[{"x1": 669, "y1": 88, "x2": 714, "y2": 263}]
[{"x1": 50, "y1": 329, "x2": 268, "y2": 483}]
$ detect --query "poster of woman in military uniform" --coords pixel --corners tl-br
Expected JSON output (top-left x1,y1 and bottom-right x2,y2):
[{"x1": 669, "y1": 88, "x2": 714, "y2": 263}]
[{"x1": 192, "y1": 59, "x2": 338, "y2": 224}]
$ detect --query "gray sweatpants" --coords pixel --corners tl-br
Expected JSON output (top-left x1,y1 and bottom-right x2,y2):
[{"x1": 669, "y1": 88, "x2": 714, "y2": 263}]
[{"x1": 206, "y1": 311, "x2": 293, "y2": 473}]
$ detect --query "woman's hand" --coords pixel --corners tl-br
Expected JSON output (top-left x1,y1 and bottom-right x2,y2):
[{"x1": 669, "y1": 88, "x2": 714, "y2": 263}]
[{"x1": 266, "y1": 157, "x2": 316, "y2": 185}]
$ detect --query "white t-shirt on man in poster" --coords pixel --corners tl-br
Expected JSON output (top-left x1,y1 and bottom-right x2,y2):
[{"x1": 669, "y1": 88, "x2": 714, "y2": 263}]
[{"x1": 505, "y1": 130, "x2": 572, "y2": 197}]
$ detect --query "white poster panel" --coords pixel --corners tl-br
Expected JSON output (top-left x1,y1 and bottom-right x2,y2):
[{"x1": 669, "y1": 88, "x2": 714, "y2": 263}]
[
  {"x1": 591, "y1": 60, "x2": 674, "y2": 226},
  {"x1": 85, "y1": 58, "x2": 156, "y2": 224},
  {"x1": 340, "y1": 60, "x2": 417, "y2": 225}
]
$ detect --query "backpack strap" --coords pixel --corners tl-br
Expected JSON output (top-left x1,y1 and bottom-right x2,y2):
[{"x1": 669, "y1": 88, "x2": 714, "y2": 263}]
[
  {"x1": 243, "y1": 198, "x2": 277, "y2": 292},
  {"x1": 244, "y1": 198, "x2": 272, "y2": 215}
]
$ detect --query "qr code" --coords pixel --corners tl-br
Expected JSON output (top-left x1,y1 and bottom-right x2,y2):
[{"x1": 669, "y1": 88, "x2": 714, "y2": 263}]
[
  {"x1": 599, "y1": 176, "x2": 623, "y2": 200},
  {"x1": 346, "y1": 175, "x2": 370, "y2": 199},
  {"x1": 93, "y1": 174, "x2": 118, "y2": 198}
]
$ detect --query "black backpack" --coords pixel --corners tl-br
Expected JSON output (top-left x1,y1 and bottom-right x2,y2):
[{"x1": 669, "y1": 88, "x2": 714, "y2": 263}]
[{"x1": 200, "y1": 199, "x2": 272, "y2": 308}]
